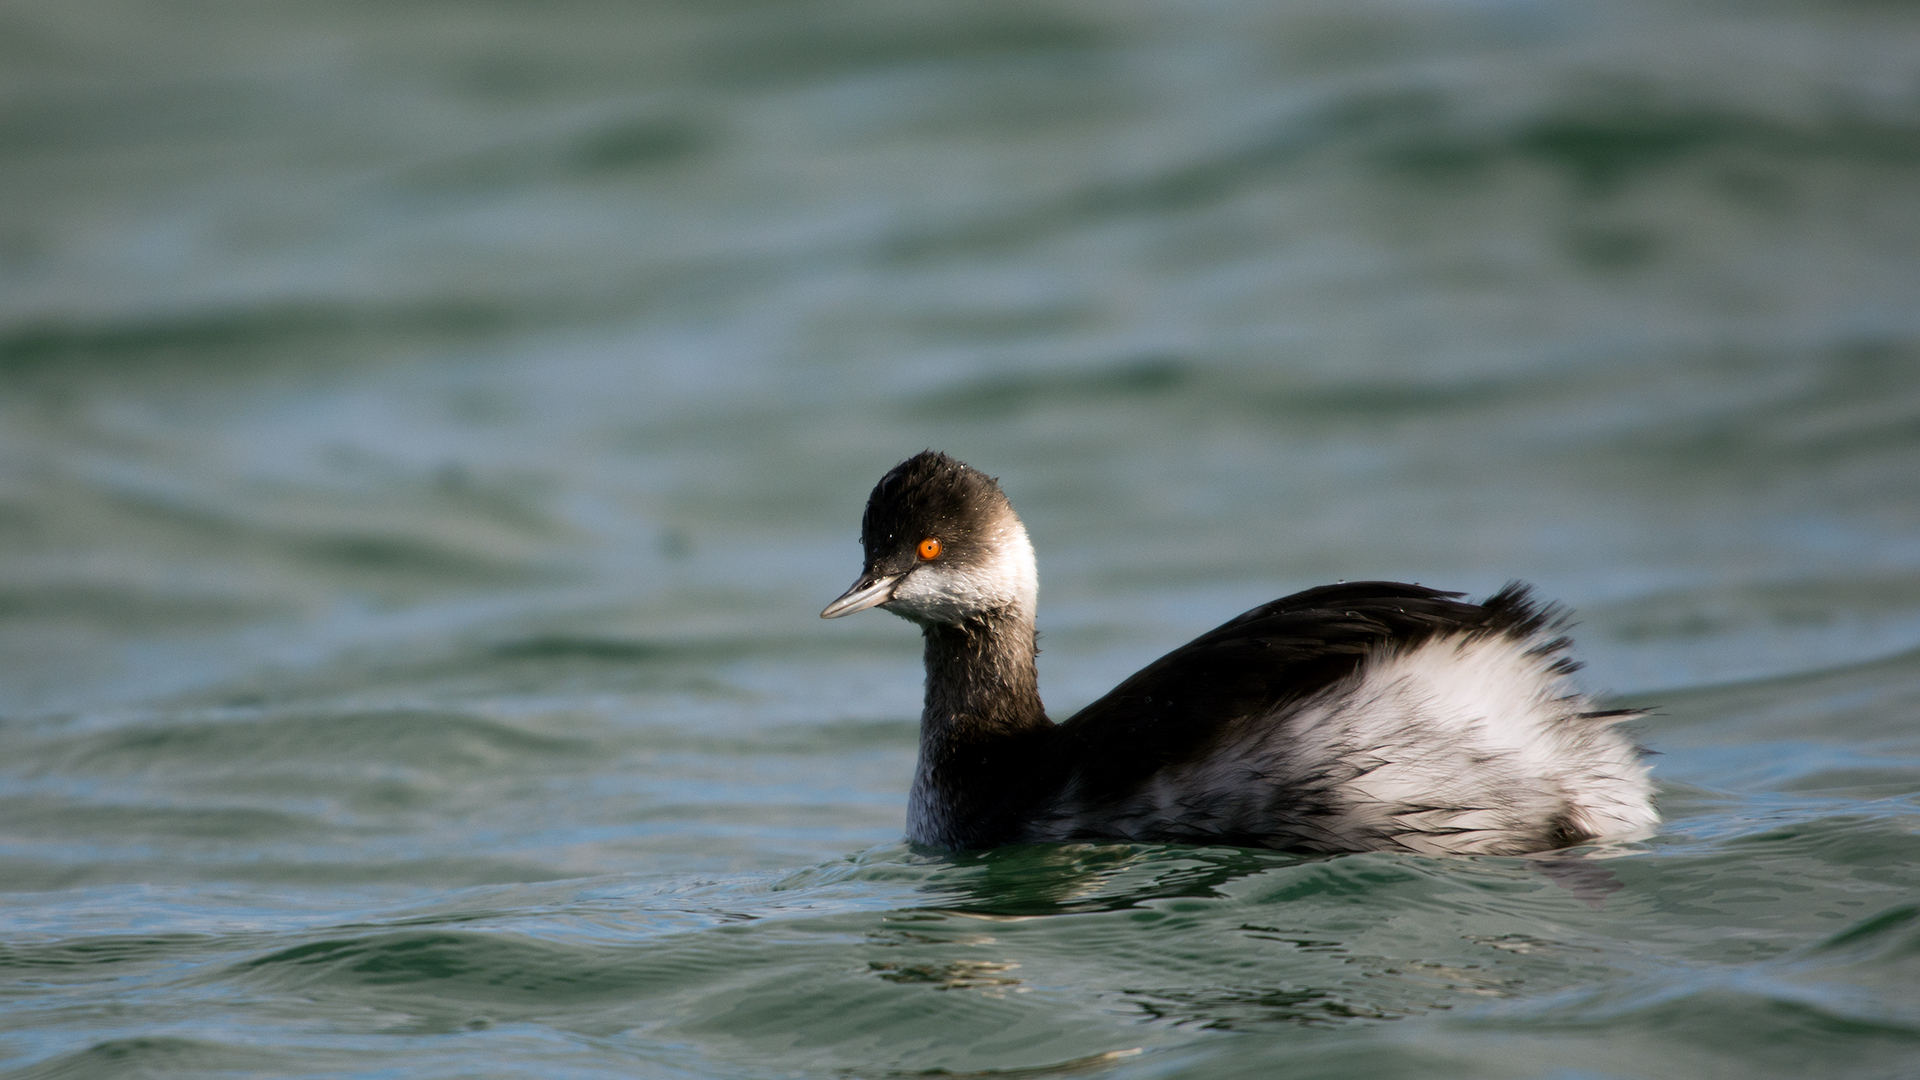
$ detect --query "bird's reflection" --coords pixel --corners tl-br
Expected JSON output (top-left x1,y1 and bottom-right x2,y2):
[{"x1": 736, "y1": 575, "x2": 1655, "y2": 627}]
[{"x1": 905, "y1": 841, "x2": 1310, "y2": 918}]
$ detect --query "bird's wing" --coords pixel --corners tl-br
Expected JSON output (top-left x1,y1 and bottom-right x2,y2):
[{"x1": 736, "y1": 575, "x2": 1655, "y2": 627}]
[{"x1": 1051, "y1": 581, "x2": 1566, "y2": 792}]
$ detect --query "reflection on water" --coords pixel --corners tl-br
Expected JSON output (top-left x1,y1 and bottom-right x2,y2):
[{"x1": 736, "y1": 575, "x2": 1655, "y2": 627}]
[{"x1": 3, "y1": 0, "x2": 1920, "y2": 1077}]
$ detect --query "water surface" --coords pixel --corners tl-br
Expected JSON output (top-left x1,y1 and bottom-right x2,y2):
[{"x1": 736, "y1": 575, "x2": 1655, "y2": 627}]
[{"x1": 3, "y1": 1, "x2": 1920, "y2": 1077}]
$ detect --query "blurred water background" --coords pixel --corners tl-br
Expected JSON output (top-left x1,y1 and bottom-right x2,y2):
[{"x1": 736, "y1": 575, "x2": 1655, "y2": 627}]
[{"x1": 3, "y1": 0, "x2": 1920, "y2": 1076}]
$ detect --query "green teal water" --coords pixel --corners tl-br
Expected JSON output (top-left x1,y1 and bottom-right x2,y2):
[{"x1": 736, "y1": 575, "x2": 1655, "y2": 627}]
[{"x1": 4, "y1": 1, "x2": 1920, "y2": 1077}]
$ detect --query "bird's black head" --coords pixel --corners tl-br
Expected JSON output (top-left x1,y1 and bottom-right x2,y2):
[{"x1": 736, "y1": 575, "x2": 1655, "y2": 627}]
[{"x1": 821, "y1": 451, "x2": 1037, "y2": 625}]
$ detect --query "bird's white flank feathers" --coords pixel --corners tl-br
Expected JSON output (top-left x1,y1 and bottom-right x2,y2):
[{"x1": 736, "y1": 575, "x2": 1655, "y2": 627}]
[
  {"x1": 1043, "y1": 629, "x2": 1655, "y2": 855},
  {"x1": 1286, "y1": 632, "x2": 1657, "y2": 853}
]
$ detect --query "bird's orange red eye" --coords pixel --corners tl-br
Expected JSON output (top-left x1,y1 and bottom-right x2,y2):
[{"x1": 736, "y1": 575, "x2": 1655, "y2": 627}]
[{"x1": 917, "y1": 537, "x2": 942, "y2": 560}]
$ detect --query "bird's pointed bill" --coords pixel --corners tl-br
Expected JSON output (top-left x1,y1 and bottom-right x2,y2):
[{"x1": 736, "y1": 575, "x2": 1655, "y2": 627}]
[{"x1": 821, "y1": 573, "x2": 901, "y2": 618}]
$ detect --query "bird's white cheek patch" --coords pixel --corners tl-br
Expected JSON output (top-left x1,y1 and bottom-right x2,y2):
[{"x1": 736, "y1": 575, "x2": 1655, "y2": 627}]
[
  {"x1": 884, "y1": 516, "x2": 1039, "y2": 625},
  {"x1": 887, "y1": 566, "x2": 1002, "y2": 624}
]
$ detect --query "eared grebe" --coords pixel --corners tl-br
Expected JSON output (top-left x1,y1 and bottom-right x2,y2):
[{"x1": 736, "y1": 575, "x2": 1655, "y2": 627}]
[{"x1": 822, "y1": 451, "x2": 1657, "y2": 855}]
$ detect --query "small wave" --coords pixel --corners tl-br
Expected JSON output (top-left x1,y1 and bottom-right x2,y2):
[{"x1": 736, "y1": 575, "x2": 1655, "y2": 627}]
[
  {"x1": 489, "y1": 635, "x2": 726, "y2": 663},
  {"x1": 34, "y1": 709, "x2": 593, "y2": 777},
  {"x1": 911, "y1": 356, "x2": 1189, "y2": 420},
  {"x1": 11, "y1": 1036, "x2": 288, "y2": 1080},
  {"x1": 0, "y1": 584, "x2": 266, "y2": 630},
  {"x1": 695, "y1": 8, "x2": 1101, "y2": 90},
  {"x1": 1814, "y1": 905, "x2": 1920, "y2": 960},
  {"x1": 392, "y1": 112, "x2": 716, "y2": 195},
  {"x1": 232, "y1": 927, "x2": 712, "y2": 1005},
  {"x1": 0, "y1": 933, "x2": 219, "y2": 974},
  {"x1": 1634, "y1": 635, "x2": 1920, "y2": 747},
  {"x1": 0, "y1": 299, "x2": 516, "y2": 377},
  {"x1": 77, "y1": 469, "x2": 561, "y2": 588},
  {"x1": 1491, "y1": 976, "x2": 1920, "y2": 1050}
]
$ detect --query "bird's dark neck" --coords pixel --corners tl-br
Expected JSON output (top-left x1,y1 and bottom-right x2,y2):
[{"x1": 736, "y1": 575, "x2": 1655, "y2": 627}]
[
  {"x1": 907, "y1": 608, "x2": 1051, "y2": 848},
  {"x1": 921, "y1": 610, "x2": 1046, "y2": 735}
]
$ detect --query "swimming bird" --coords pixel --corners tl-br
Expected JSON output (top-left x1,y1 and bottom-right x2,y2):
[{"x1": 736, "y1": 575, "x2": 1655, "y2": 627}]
[{"x1": 821, "y1": 451, "x2": 1657, "y2": 855}]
